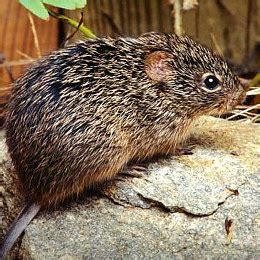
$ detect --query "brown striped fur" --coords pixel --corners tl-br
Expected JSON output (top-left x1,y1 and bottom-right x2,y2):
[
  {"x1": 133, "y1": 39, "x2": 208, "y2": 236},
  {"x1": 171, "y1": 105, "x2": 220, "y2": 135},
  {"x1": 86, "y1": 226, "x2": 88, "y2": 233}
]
[{"x1": 5, "y1": 32, "x2": 246, "y2": 208}]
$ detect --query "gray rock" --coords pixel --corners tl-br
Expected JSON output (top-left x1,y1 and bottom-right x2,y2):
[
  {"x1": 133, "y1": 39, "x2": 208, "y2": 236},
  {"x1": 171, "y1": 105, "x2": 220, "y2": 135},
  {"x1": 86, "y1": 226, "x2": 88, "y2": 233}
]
[{"x1": 1, "y1": 117, "x2": 260, "y2": 259}]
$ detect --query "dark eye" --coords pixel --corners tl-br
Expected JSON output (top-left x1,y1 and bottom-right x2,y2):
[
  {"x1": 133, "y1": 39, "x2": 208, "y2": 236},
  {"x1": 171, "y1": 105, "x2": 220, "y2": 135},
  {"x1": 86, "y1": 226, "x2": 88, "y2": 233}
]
[{"x1": 202, "y1": 75, "x2": 221, "y2": 92}]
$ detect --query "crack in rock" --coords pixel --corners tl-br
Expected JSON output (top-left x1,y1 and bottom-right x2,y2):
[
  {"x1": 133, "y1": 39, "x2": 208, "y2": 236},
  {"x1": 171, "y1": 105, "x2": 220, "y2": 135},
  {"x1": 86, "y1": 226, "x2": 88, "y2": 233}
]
[{"x1": 103, "y1": 148, "x2": 254, "y2": 216}]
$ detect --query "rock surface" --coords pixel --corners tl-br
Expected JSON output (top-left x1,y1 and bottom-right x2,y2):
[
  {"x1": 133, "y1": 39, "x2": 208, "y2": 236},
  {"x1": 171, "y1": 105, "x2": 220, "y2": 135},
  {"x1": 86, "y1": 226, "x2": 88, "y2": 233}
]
[{"x1": 1, "y1": 117, "x2": 260, "y2": 259}]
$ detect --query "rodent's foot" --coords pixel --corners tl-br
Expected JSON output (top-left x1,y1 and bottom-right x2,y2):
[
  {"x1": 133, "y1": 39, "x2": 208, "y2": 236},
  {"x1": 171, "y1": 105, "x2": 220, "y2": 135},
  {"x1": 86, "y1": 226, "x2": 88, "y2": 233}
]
[
  {"x1": 174, "y1": 145, "x2": 195, "y2": 156},
  {"x1": 118, "y1": 164, "x2": 148, "y2": 180}
]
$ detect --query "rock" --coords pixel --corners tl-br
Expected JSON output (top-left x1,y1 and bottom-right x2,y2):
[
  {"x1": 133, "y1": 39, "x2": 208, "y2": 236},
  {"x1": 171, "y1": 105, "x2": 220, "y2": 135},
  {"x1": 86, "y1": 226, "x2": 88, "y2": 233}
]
[
  {"x1": 1, "y1": 117, "x2": 260, "y2": 258},
  {"x1": 0, "y1": 131, "x2": 24, "y2": 259}
]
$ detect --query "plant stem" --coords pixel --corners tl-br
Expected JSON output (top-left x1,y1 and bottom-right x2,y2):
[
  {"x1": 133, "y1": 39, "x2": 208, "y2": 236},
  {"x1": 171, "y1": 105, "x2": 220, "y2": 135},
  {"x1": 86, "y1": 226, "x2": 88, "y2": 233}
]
[
  {"x1": 47, "y1": 8, "x2": 96, "y2": 39},
  {"x1": 170, "y1": 0, "x2": 183, "y2": 36}
]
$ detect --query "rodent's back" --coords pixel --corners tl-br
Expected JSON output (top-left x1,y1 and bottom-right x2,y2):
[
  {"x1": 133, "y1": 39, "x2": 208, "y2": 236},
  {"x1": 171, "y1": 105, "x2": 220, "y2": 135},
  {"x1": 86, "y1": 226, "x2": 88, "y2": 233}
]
[
  {"x1": 6, "y1": 39, "x2": 138, "y2": 206},
  {"x1": 6, "y1": 33, "x2": 245, "y2": 207},
  {"x1": 6, "y1": 37, "x2": 172, "y2": 206}
]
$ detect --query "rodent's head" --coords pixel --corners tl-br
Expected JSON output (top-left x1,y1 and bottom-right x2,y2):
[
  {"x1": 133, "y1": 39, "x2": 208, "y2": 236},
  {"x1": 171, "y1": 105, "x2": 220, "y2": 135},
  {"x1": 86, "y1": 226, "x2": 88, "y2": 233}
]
[{"x1": 142, "y1": 33, "x2": 246, "y2": 117}]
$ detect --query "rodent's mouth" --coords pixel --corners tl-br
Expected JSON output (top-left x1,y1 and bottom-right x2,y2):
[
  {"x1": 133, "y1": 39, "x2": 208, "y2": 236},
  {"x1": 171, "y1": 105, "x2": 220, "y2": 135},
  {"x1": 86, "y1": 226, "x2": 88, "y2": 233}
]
[
  {"x1": 207, "y1": 104, "x2": 229, "y2": 116},
  {"x1": 206, "y1": 86, "x2": 246, "y2": 117}
]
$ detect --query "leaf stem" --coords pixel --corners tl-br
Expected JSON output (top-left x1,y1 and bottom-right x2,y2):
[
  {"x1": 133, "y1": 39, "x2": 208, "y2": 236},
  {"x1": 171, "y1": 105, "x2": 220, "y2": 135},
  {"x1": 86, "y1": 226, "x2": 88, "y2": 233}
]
[{"x1": 46, "y1": 7, "x2": 96, "y2": 39}]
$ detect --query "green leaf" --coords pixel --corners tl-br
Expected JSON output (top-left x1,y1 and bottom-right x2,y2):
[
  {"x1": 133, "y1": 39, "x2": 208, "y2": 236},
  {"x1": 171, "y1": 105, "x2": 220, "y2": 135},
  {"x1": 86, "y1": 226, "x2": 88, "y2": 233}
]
[
  {"x1": 19, "y1": 0, "x2": 49, "y2": 20},
  {"x1": 43, "y1": 0, "x2": 87, "y2": 10}
]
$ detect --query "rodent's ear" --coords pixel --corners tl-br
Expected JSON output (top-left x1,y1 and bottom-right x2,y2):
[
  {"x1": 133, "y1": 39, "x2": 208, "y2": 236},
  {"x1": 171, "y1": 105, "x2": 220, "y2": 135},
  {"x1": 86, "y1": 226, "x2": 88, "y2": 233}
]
[{"x1": 144, "y1": 51, "x2": 171, "y2": 82}]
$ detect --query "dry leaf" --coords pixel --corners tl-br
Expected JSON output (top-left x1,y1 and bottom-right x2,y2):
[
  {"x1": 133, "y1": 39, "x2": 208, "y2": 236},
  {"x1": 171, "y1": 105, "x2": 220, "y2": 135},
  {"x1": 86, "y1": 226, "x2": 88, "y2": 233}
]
[{"x1": 225, "y1": 217, "x2": 234, "y2": 245}]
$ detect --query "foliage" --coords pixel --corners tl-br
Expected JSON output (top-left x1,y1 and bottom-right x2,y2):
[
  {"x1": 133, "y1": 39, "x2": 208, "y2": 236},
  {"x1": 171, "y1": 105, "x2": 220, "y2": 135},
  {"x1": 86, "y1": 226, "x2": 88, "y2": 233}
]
[
  {"x1": 18, "y1": 0, "x2": 95, "y2": 38},
  {"x1": 249, "y1": 73, "x2": 260, "y2": 90},
  {"x1": 47, "y1": 8, "x2": 96, "y2": 39},
  {"x1": 19, "y1": 0, "x2": 87, "y2": 20}
]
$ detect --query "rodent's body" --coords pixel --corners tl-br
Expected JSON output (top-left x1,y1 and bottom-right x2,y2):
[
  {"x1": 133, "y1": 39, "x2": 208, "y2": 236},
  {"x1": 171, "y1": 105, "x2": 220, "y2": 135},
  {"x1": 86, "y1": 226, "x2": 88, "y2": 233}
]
[
  {"x1": 6, "y1": 36, "x2": 188, "y2": 206},
  {"x1": 1, "y1": 32, "x2": 246, "y2": 257},
  {"x1": 6, "y1": 33, "x2": 245, "y2": 208}
]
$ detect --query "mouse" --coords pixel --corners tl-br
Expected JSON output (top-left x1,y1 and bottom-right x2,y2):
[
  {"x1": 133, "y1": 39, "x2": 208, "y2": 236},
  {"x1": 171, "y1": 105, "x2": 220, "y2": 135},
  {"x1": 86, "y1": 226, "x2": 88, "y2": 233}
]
[{"x1": 0, "y1": 32, "x2": 247, "y2": 258}]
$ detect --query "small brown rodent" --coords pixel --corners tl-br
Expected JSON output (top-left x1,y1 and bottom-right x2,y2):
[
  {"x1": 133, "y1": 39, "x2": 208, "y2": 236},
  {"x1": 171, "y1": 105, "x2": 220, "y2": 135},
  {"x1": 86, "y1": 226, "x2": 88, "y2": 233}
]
[{"x1": 0, "y1": 32, "x2": 246, "y2": 258}]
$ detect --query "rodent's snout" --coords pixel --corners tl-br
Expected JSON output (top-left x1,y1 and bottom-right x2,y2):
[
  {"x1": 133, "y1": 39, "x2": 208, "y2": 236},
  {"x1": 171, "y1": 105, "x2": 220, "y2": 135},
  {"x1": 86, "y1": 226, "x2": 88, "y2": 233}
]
[
  {"x1": 227, "y1": 81, "x2": 247, "y2": 110},
  {"x1": 236, "y1": 77, "x2": 250, "y2": 105},
  {"x1": 237, "y1": 84, "x2": 247, "y2": 104},
  {"x1": 238, "y1": 77, "x2": 250, "y2": 91},
  {"x1": 225, "y1": 78, "x2": 248, "y2": 113}
]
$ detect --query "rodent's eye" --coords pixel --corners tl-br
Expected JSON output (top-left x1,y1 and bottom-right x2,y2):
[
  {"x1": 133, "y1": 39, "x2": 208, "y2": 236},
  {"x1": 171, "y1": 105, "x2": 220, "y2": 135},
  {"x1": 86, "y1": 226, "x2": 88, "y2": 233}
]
[{"x1": 201, "y1": 73, "x2": 222, "y2": 93}]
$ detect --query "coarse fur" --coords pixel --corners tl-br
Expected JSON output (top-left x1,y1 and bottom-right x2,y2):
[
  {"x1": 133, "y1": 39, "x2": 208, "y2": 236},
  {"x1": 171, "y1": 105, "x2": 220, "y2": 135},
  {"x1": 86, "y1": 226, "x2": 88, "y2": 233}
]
[
  {"x1": 1, "y1": 32, "x2": 246, "y2": 258},
  {"x1": 5, "y1": 32, "x2": 245, "y2": 207}
]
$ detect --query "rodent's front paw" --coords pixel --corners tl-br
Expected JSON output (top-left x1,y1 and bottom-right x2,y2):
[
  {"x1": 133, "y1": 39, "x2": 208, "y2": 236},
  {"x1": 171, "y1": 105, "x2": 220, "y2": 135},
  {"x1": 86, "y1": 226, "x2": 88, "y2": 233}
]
[{"x1": 119, "y1": 164, "x2": 148, "y2": 180}]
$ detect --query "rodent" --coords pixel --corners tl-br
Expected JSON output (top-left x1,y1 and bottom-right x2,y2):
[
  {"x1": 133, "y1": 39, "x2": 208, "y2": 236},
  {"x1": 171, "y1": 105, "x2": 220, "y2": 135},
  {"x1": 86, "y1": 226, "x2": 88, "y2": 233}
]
[{"x1": 0, "y1": 32, "x2": 246, "y2": 258}]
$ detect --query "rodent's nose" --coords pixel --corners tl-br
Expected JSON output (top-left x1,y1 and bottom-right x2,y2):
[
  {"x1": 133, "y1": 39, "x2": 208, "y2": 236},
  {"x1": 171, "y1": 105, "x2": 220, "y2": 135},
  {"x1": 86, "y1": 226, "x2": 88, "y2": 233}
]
[{"x1": 238, "y1": 77, "x2": 250, "y2": 91}]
